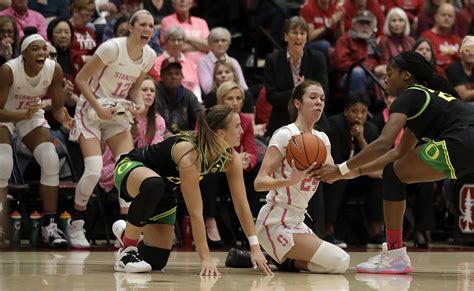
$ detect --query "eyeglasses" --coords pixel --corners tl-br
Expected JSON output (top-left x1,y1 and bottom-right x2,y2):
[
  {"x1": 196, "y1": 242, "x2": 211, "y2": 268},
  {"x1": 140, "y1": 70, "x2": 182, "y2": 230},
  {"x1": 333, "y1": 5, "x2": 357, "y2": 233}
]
[{"x1": 0, "y1": 29, "x2": 14, "y2": 35}]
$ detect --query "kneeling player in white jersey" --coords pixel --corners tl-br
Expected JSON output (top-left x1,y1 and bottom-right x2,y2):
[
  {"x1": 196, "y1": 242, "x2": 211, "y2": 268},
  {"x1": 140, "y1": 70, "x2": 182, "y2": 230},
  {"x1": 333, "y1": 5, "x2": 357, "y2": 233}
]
[
  {"x1": 0, "y1": 28, "x2": 74, "y2": 248},
  {"x1": 254, "y1": 80, "x2": 349, "y2": 273},
  {"x1": 66, "y1": 10, "x2": 157, "y2": 249}
]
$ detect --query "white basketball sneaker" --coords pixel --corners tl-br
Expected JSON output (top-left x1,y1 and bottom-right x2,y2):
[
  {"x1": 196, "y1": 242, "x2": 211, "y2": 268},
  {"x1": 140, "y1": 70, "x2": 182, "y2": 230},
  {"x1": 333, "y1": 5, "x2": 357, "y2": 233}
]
[
  {"x1": 112, "y1": 219, "x2": 126, "y2": 247},
  {"x1": 356, "y1": 243, "x2": 412, "y2": 274},
  {"x1": 66, "y1": 219, "x2": 90, "y2": 249},
  {"x1": 115, "y1": 246, "x2": 152, "y2": 273}
]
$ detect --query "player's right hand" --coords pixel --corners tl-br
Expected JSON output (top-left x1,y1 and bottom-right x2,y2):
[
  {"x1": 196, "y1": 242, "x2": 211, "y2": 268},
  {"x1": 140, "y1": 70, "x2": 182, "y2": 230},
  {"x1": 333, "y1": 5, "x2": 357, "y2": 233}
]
[
  {"x1": 96, "y1": 105, "x2": 115, "y2": 120},
  {"x1": 24, "y1": 102, "x2": 46, "y2": 120},
  {"x1": 200, "y1": 257, "x2": 221, "y2": 276},
  {"x1": 288, "y1": 160, "x2": 316, "y2": 185}
]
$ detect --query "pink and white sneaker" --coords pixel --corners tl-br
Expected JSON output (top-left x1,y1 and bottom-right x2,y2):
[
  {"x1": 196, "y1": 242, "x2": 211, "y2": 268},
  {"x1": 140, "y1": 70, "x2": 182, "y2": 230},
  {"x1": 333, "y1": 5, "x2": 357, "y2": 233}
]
[{"x1": 356, "y1": 243, "x2": 412, "y2": 274}]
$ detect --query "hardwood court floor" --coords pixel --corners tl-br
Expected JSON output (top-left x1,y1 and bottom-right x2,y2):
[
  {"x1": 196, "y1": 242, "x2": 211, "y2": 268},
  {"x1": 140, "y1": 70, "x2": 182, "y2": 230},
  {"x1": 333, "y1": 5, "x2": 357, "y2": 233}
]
[{"x1": 0, "y1": 248, "x2": 473, "y2": 290}]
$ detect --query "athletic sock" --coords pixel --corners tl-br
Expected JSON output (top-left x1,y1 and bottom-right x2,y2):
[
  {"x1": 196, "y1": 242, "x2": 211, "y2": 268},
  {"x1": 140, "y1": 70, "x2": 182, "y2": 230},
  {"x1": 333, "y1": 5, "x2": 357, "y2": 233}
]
[
  {"x1": 71, "y1": 208, "x2": 86, "y2": 221},
  {"x1": 386, "y1": 229, "x2": 403, "y2": 250},
  {"x1": 122, "y1": 235, "x2": 139, "y2": 249}
]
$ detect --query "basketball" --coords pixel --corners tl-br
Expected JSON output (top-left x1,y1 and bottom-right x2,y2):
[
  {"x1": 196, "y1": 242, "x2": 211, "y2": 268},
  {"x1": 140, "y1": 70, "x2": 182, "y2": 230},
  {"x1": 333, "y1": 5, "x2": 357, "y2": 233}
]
[{"x1": 286, "y1": 133, "x2": 327, "y2": 170}]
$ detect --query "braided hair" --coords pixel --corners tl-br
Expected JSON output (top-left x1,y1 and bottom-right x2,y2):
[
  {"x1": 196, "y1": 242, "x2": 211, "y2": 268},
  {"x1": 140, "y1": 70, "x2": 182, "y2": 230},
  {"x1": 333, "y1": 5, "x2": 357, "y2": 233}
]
[{"x1": 390, "y1": 51, "x2": 459, "y2": 98}]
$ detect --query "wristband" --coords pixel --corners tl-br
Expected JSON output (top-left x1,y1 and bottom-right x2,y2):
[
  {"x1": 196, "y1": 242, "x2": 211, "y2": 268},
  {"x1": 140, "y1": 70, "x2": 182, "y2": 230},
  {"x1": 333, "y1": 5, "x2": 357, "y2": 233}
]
[
  {"x1": 248, "y1": 235, "x2": 259, "y2": 246},
  {"x1": 338, "y1": 161, "x2": 350, "y2": 175}
]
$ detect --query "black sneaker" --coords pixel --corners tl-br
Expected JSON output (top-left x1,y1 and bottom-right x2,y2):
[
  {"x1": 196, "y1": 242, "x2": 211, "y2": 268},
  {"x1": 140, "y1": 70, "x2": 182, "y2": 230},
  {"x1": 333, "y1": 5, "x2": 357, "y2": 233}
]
[
  {"x1": 323, "y1": 234, "x2": 347, "y2": 248},
  {"x1": 367, "y1": 233, "x2": 385, "y2": 249},
  {"x1": 41, "y1": 223, "x2": 69, "y2": 248},
  {"x1": 225, "y1": 248, "x2": 253, "y2": 268}
]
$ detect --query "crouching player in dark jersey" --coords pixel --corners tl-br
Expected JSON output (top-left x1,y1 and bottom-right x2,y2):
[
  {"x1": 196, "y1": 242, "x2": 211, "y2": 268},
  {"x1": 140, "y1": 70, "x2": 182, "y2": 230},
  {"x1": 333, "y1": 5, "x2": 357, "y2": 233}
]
[
  {"x1": 112, "y1": 105, "x2": 272, "y2": 275},
  {"x1": 315, "y1": 51, "x2": 474, "y2": 274}
]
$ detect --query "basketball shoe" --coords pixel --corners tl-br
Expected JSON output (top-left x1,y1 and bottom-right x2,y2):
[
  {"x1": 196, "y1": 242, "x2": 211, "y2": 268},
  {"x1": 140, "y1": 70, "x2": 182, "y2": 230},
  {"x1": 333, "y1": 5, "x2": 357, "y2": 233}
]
[
  {"x1": 66, "y1": 219, "x2": 90, "y2": 249},
  {"x1": 42, "y1": 222, "x2": 69, "y2": 248},
  {"x1": 356, "y1": 243, "x2": 412, "y2": 274},
  {"x1": 115, "y1": 246, "x2": 152, "y2": 273}
]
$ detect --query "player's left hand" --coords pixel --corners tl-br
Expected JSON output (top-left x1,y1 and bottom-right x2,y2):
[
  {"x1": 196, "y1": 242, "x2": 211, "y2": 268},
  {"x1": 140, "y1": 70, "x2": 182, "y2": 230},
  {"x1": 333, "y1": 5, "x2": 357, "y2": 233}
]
[
  {"x1": 250, "y1": 245, "x2": 273, "y2": 275},
  {"x1": 54, "y1": 107, "x2": 75, "y2": 131},
  {"x1": 127, "y1": 101, "x2": 145, "y2": 117}
]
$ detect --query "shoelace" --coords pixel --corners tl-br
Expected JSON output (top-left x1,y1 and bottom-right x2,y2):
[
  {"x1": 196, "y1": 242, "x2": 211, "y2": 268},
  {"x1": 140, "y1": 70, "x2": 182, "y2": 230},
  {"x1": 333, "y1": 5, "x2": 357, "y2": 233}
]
[
  {"x1": 50, "y1": 226, "x2": 66, "y2": 240},
  {"x1": 125, "y1": 250, "x2": 141, "y2": 262}
]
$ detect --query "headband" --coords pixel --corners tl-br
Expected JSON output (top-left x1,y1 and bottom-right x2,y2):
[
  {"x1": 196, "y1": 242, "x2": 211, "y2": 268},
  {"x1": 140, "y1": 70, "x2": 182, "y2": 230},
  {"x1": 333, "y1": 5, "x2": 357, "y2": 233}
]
[
  {"x1": 21, "y1": 34, "x2": 46, "y2": 53},
  {"x1": 128, "y1": 9, "x2": 151, "y2": 25}
]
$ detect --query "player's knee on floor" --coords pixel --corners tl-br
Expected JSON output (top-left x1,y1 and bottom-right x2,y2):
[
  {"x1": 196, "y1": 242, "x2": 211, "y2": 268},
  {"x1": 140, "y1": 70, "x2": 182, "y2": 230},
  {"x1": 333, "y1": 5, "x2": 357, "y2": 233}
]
[
  {"x1": 127, "y1": 177, "x2": 165, "y2": 227},
  {"x1": 33, "y1": 142, "x2": 59, "y2": 186},
  {"x1": 138, "y1": 241, "x2": 171, "y2": 270},
  {"x1": 308, "y1": 241, "x2": 350, "y2": 274},
  {"x1": 0, "y1": 144, "x2": 13, "y2": 188},
  {"x1": 383, "y1": 162, "x2": 406, "y2": 201}
]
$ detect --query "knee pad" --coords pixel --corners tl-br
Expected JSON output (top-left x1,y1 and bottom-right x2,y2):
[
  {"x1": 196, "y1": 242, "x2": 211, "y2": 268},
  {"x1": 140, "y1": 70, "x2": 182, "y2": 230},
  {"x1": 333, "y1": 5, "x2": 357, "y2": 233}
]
[
  {"x1": 383, "y1": 163, "x2": 406, "y2": 201},
  {"x1": 75, "y1": 155, "x2": 103, "y2": 207},
  {"x1": 307, "y1": 241, "x2": 350, "y2": 274},
  {"x1": 0, "y1": 144, "x2": 13, "y2": 188},
  {"x1": 33, "y1": 142, "x2": 59, "y2": 186},
  {"x1": 137, "y1": 241, "x2": 171, "y2": 270},
  {"x1": 127, "y1": 177, "x2": 165, "y2": 227}
]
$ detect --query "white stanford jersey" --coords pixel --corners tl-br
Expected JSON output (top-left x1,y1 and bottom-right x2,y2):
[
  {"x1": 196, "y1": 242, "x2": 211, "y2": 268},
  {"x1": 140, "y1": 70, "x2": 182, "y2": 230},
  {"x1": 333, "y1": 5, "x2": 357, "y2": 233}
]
[
  {"x1": 4, "y1": 56, "x2": 55, "y2": 112},
  {"x1": 265, "y1": 123, "x2": 331, "y2": 212},
  {"x1": 84, "y1": 37, "x2": 156, "y2": 101}
]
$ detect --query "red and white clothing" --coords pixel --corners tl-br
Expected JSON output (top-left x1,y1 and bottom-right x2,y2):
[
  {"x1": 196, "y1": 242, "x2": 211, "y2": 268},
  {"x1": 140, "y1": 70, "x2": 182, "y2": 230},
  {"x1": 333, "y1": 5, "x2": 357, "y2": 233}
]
[
  {"x1": 255, "y1": 123, "x2": 330, "y2": 263},
  {"x1": 300, "y1": 0, "x2": 340, "y2": 42},
  {"x1": 420, "y1": 30, "x2": 461, "y2": 69},
  {"x1": 70, "y1": 26, "x2": 97, "y2": 74},
  {"x1": 0, "y1": 56, "x2": 55, "y2": 138},
  {"x1": 70, "y1": 37, "x2": 156, "y2": 141}
]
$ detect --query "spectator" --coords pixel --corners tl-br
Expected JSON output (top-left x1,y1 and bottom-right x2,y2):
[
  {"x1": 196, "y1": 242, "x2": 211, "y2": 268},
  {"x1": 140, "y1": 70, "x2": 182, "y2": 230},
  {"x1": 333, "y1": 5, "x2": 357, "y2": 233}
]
[
  {"x1": 197, "y1": 27, "x2": 248, "y2": 95},
  {"x1": 47, "y1": 18, "x2": 75, "y2": 86},
  {"x1": 446, "y1": 35, "x2": 474, "y2": 103},
  {"x1": 0, "y1": 0, "x2": 47, "y2": 39},
  {"x1": 200, "y1": 81, "x2": 259, "y2": 247},
  {"x1": 454, "y1": 0, "x2": 474, "y2": 39},
  {"x1": 143, "y1": 0, "x2": 173, "y2": 24},
  {"x1": 333, "y1": 10, "x2": 385, "y2": 95},
  {"x1": 412, "y1": 37, "x2": 447, "y2": 77},
  {"x1": 343, "y1": 0, "x2": 385, "y2": 38},
  {"x1": 148, "y1": 26, "x2": 201, "y2": 102},
  {"x1": 417, "y1": 0, "x2": 451, "y2": 36},
  {"x1": 69, "y1": 0, "x2": 97, "y2": 74},
  {"x1": 160, "y1": 0, "x2": 209, "y2": 64},
  {"x1": 300, "y1": 0, "x2": 346, "y2": 61},
  {"x1": 28, "y1": 0, "x2": 70, "y2": 21},
  {"x1": 420, "y1": 3, "x2": 460, "y2": 69},
  {"x1": 324, "y1": 93, "x2": 384, "y2": 248},
  {"x1": 155, "y1": 57, "x2": 201, "y2": 134},
  {"x1": 0, "y1": 15, "x2": 18, "y2": 65},
  {"x1": 384, "y1": 0, "x2": 423, "y2": 33},
  {"x1": 101, "y1": 0, "x2": 142, "y2": 42},
  {"x1": 264, "y1": 16, "x2": 328, "y2": 137},
  {"x1": 112, "y1": 16, "x2": 128, "y2": 37},
  {"x1": 379, "y1": 8, "x2": 415, "y2": 63}
]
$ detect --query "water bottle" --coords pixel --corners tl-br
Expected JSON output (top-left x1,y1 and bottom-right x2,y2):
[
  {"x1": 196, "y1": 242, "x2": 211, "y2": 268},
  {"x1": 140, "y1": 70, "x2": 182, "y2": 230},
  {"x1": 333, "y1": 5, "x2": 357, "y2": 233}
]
[
  {"x1": 58, "y1": 211, "x2": 71, "y2": 233},
  {"x1": 182, "y1": 215, "x2": 193, "y2": 249},
  {"x1": 9, "y1": 211, "x2": 21, "y2": 247},
  {"x1": 29, "y1": 211, "x2": 41, "y2": 247}
]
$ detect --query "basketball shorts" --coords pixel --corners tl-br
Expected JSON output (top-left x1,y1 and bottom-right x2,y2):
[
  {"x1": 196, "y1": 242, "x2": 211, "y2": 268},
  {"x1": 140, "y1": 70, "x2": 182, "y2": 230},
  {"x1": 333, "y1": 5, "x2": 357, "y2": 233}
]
[
  {"x1": 255, "y1": 203, "x2": 313, "y2": 263},
  {"x1": 70, "y1": 98, "x2": 130, "y2": 142},
  {"x1": 0, "y1": 111, "x2": 49, "y2": 139},
  {"x1": 418, "y1": 126, "x2": 474, "y2": 180},
  {"x1": 114, "y1": 156, "x2": 177, "y2": 225}
]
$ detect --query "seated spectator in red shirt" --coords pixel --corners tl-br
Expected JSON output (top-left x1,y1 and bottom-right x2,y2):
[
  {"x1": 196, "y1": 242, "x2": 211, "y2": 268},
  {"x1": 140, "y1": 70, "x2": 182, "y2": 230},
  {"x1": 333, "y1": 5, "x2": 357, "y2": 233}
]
[
  {"x1": 454, "y1": 0, "x2": 474, "y2": 38},
  {"x1": 69, "y1": 0, "x2": 97, "y2": 74},
  {"x1": 446, "y1": 35, "x2": 474, "y2": 103},
  {"x1": 0, "y1": 0, "x2": 47, "y2": 39},
  {"x1": 417, "y1": 0, "x2": 450, "y2": 36},
  {"x1": 384, "y1": 0, "x2": 423, "y2": 33},
  {"x1": 412, "y1": 37, "x2": 447, "y2": 78},
  {"x1": 379, "y1": 8, "x2": 415, "y2": 63},
  {"x1": 300, "y1": 0, "x2": 346, "y2": 62},
  {"x1": 334, "y1": 10, "x2": 385, "y2": 95},
  {"x1": 420, "y1": 3, "x2": 460, "y2": 69},
  {"x1": 343, "y1": 0, "x2": 385, "y2": 38},
  {"x1": 160, "y1": 0, "x2": 209, "y2": 64}
]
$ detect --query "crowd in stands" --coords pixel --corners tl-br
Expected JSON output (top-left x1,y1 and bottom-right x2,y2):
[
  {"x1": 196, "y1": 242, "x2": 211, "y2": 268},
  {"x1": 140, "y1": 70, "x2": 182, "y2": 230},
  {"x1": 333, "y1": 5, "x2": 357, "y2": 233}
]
[{"x1": 1, "y1": 0, "x2": 473, "y2": 250}]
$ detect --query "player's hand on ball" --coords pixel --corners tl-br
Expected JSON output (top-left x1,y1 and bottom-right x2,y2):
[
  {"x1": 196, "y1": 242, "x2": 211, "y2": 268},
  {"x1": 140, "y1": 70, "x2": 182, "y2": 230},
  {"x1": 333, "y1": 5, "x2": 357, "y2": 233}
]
[
  {"x1": 313, "y1": 163, "x2": 342, "y2": 184},
  {"x1": 289, "y1": 160, "x2": 316, "y2": 185},
  {"x1": 250, "y1": 245, "x2": 273, "y2": 275},
  {"x1": 200, "y1": 257, "x2": 221, "y2": 276}
]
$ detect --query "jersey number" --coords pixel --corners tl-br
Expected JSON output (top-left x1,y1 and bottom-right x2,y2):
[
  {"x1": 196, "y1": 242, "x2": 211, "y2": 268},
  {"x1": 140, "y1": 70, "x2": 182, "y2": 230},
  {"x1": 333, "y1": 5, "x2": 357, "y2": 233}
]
[
  {"x1": 299, "y1": 177, "x2": 318, "y2": 192},
  {"x1": 111, "y1": 82, "x2": 132, "y2": 98},
  {"x1": 15, "y1": 100, "x2": 40, "y2": 110},
  {"x1": 423, "y1": 86, "x2": 456, "y2": 102}
]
